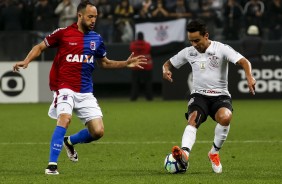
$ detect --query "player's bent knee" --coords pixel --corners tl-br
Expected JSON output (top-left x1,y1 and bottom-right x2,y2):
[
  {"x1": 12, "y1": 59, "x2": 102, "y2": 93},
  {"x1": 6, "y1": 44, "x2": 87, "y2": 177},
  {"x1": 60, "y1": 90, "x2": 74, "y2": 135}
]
[
  {"x1": 92, "y1": 126, "x2": 104, "y2": 139},
  {"x1": 87, "y1": 121, "x2": 104, "y2": 140},
  {"x1": 57, "y1": 113, "x2": 72, "y2": 128},
  {"x1": 216, "y1": 108, "x2": 232, "y2": 126}
]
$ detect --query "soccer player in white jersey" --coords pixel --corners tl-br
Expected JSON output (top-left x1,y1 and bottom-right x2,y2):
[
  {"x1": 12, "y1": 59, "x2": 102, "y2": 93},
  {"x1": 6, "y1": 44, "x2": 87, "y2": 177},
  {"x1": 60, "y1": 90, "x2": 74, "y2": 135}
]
[{"x1": 162, "y1": 19, "x2": 256, "y2": 173}]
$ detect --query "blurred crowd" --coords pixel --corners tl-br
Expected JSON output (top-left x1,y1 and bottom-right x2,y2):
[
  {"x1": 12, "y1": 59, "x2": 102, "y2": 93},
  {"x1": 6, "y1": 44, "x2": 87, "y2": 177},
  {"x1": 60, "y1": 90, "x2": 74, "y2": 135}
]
[{"x1": 0, "y1": 0, "x2": 281, "y2": 43}]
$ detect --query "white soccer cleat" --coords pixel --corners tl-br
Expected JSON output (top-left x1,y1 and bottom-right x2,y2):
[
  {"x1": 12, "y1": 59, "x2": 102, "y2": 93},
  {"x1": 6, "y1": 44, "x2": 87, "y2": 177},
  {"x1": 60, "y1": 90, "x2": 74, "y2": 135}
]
[
  {"x1": 45, "y1": 164, "x2": 59, "y2": 175},
  {"x1": 208, "y1": 151, "x2": 222, "y2": 173},
  {"x1": 63, "y1": 136, "x2": 78, "y2": 162}
]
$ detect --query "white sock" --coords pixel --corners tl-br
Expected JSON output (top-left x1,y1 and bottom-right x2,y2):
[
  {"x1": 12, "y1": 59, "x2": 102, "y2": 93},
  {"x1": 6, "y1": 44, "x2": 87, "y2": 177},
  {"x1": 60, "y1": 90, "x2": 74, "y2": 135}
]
[
  {"x1": 181, "y1": 125, "x2": 197, "y2": 153},
  {"x1": 211, "y1": 124, "x2": 230, "y2": 154}
]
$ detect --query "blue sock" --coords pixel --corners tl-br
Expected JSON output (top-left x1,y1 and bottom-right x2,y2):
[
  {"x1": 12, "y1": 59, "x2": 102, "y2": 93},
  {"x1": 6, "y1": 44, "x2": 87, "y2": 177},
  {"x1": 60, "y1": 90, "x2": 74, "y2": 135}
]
[
  {"x1": 49, "y1": 126, "x2": 66, "y2": 163},
  {"x1": 69, "y1": 129, "x2": 94, "y2": 144}
]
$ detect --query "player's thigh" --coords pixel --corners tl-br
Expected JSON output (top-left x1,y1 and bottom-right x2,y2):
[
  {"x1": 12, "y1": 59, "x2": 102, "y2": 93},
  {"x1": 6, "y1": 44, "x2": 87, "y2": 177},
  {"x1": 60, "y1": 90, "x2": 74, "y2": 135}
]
[
  {"x1": 186, "y1": 94, "x2": 209, "y2": 128},
  {"x1": 211, "y1": 95, "x2": 233, "y2": 124},
  {"x1": 48, "y1": 89, "x2": 74, "y2": 120},
  {"x1": 74, "y1": 93, "x2": 103, "y2": 124}
]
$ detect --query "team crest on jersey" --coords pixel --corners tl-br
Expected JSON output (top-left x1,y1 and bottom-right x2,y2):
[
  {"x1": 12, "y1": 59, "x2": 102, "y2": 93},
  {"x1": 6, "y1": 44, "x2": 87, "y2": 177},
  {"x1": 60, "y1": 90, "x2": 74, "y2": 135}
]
[
  {"x1": 62, "y1": 95, "x2": 68, "y2": 101},
  {"x1": 155, "y1": 25, "x2": 168, "y2": 41},
  {"x1": 90, "y1": 41, "x2": 96, "y2": 50},
  {"x1": 208, "y1": 56, "x2": 219, "y2": 68}
]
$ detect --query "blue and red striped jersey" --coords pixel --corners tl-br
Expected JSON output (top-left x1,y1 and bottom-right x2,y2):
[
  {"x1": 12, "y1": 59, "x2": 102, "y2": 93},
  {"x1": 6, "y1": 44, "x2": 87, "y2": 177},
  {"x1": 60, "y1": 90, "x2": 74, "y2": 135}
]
[{"x1": 44, "y1": 23, "x2": 106, "y2": 93}]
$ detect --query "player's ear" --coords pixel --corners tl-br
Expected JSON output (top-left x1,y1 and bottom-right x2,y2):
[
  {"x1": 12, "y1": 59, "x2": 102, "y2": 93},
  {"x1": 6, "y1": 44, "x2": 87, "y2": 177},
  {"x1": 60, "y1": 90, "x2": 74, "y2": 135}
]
[
  {"x1": 205, "y1": 33, "x2": 209, "y2": 39},
  {"x1": 78, "y1": 12, "x2": 82, "y2": 19}
]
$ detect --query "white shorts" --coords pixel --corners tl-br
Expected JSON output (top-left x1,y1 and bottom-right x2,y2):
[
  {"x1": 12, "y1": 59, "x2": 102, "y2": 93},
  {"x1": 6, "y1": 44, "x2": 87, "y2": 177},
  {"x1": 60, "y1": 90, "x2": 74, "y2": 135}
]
[{"x1": 48, "y1": 88, "x2": 103, "y2": 124}]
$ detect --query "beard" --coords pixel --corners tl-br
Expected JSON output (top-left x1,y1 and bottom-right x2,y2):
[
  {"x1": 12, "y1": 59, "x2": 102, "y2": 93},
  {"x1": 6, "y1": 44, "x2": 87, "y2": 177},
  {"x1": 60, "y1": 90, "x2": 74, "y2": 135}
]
[{"x1": 81, "y1": 19, "x2": 95, "y2": 32}]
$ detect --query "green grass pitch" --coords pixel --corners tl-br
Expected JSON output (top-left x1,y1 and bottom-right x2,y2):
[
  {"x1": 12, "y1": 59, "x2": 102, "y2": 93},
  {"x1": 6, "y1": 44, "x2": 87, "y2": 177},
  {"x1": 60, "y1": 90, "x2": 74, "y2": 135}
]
[{"x1": 0, "y1": 99, "x2": 281, "y2": 184}]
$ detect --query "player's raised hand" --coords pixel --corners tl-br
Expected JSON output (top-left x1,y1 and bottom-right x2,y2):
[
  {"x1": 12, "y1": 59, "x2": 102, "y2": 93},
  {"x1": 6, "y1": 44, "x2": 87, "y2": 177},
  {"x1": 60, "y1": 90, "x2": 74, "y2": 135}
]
[
  {"x1": 13, "y1": 61, "x2": 28, "y2": 72},
  {"x1": 126, "y1": 52, "x2": 147, "y2": 69}
]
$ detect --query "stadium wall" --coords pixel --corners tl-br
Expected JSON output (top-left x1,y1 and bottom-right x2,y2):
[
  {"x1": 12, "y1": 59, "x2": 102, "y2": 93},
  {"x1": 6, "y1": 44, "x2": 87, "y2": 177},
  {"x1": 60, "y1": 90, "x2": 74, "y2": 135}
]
[{"x1": 0, "y1": 42, "x2": 281, "y2": 102}]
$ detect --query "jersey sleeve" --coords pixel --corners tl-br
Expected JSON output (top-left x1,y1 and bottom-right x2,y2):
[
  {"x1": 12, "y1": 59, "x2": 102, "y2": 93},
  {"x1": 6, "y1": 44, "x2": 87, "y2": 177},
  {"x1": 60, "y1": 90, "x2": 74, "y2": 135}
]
[
  {"x1": 221, "y1": 44, "x2": 244, "y2": 64},
  {"x1": 169, "y1": 48, "x2": 188, "y2": 69},
  {"x1": 44, "y1": 28, "x2": 64, "y2": 48},
  {"x1": 95, "y1": 37, "x2": 107, "y2": 58}
]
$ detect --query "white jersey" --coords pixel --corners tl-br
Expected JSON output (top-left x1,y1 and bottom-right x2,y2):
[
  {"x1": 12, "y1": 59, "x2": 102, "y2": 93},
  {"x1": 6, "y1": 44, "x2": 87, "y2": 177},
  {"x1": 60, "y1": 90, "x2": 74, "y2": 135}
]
[{"x1": 170, "y1": 41, "x2": 243, "y2": 97}]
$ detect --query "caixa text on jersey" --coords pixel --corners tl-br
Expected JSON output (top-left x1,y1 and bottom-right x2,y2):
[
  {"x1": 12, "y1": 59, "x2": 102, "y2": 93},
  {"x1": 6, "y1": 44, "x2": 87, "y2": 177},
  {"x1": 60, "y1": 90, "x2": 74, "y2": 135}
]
[{"x1": 66, "y1": 54, "x2": 94, "y2": 63}]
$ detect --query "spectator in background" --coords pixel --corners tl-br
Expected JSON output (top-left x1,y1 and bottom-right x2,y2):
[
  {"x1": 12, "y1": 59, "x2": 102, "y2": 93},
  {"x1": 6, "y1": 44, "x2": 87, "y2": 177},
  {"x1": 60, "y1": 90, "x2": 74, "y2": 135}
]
[
  {"x1": 186, "y1": 0, "x2": 201, "y2": 19},
  {"x1": 222, "y1": 0, "x2": 244, "y2": 40},
  {"x1": 121, "y1": 19, "x2": 134, "y2": 42},
  {"x1": 137, "y1": 0, "x2": 153, "y2": 19},
  {"x1": 130, "y1": 32, "x2": 153, "y2": 101},
  {"x1": 0, "y1": 0, "x2": 25, "y2": 60},
  {"x1": 150, "y1": 0, "x2": 169, "y2": 18},
  {"x1": 33, "y1": 0, "x2": 55, "y2": 32},
  {"x1": 21, "y1": 0, "x2": 35, "y2": 30},
  {"x1": 71, "y1": 0, "x2": 80, "y2": 7},
  {"x1": 243, "y1": 0, "x2": 265, "y2": 33},
  {"x1": 96, "y1": 0, "x2": 114, "y2": 43},
  {"x1": 0, "y1": 0, "x2": 24, "y2": 31},
  {"x1": 114, "y1": 0, "x2": 134, "y2": 42},
  {"x1": 164, "y1": 0, "x2": 176, "y2": 12},
  {"x1": 267, "y1": 0, "x2": 282, "y2": 40},
  {"x1": 129, "y1": 0, "x2": 143, "y2": 13},
  {"x1": 241, "y1": 25, "x2": 263, "y2": 62},
  {"x1": 198, "y1": 0, "x2": 217, "y2": 39},
  {"x1": 54, "y1": 0, "x2": 77, "y2": 28},
  {"x1": 169, "y1": 0, "x2": 192, "y2": 19}
]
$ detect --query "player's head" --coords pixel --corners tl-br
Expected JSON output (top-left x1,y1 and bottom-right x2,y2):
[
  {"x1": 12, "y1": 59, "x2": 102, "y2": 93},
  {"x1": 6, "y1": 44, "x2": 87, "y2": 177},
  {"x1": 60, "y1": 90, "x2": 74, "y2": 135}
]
[
  {"x1": 77, "y1": 0, "x2": 97, "y2": 32},
  {"x1": 137, "y1": 32, "x2": 144, "y2": 40},
  {"x1": 186, "y1": 19, "x2": 210, "y2": 53}
]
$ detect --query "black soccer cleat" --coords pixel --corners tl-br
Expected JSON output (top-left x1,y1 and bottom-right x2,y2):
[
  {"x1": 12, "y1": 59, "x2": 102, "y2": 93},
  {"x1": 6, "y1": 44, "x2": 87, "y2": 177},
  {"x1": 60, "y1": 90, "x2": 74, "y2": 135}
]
[
  {"x1": 45, "y1": 164, "x2": 59, "y2": 175},
  {"x1": 63, "y1": 136, "x2": 78, "y2": 162}
]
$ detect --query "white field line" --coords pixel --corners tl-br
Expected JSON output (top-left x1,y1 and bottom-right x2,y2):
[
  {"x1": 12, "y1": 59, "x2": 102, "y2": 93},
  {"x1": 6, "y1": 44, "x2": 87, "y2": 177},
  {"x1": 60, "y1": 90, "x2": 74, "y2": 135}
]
[{"x1": 0, "y1": 140, "x2": 281, "y2": 145}]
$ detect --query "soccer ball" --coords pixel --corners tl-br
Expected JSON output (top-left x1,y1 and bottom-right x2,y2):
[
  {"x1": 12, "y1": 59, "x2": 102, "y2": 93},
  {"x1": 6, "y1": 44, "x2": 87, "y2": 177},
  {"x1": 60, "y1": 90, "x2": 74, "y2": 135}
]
[{"x1": 164, "y1": 153, "x2": 185, "y2": 174}]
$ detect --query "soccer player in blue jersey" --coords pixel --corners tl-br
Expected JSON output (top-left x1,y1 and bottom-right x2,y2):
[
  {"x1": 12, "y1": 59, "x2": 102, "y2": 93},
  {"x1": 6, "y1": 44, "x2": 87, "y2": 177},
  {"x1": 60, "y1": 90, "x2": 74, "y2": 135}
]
[{"x1": 13, "y1": 0, "x2": 146, "y2": 175}]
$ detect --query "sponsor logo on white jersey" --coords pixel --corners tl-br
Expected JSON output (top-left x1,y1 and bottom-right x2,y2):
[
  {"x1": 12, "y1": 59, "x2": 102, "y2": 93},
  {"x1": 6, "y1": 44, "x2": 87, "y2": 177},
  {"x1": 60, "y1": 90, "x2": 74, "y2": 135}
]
[
  {"x1": 193, "y1": 89, "x2": 222, "y2": 94},
  {"x1": 66, "y1": 54, "x2": 94, "y2": 63}
]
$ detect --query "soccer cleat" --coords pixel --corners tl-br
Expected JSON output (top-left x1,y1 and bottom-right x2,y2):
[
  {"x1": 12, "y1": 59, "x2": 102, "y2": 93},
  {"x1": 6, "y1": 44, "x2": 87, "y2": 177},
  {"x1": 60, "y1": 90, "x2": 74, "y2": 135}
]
[
  {"x1": 63, "y1": 136, "x2": 78, "y2": 162},
  {"x1": 171, "y1": 146, "x2": 189, "y2": 171},
  {"x1": 208, "y1": 151, "x2": 222, "y2": 173},
  {"x1": 45, "y1": 164, "x2": 59, "y2": 175}
]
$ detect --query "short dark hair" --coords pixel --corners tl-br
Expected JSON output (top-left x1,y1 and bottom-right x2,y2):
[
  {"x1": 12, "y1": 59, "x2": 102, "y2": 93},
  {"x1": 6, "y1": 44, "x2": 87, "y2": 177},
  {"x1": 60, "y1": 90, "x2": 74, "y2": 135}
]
[
  {"x1": 77, "y1": 0, "x2": 95, "y2": 13},
  {"x1": 186, "y1": 19, "x2": 208, "y2": 36},
  {"x1": 137, "y1": 32, "x2": 144, "y2": 40}
]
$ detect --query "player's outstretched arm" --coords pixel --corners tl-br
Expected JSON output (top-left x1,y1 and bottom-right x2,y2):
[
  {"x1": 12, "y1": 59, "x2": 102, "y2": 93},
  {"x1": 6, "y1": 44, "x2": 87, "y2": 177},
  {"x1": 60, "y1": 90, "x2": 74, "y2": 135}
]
[
  {"x1": 13, "y1": 41, "x2": 47, "y2": 72},
  {"x1": 162, "y1": 60, "x2": 173, "y2": 82},
  {"x1": 96, "y1": 52, "x2": 147, "y2": 69},
  {"x1": 236, "y1": 58, "x2": 256, "y2": 95}
]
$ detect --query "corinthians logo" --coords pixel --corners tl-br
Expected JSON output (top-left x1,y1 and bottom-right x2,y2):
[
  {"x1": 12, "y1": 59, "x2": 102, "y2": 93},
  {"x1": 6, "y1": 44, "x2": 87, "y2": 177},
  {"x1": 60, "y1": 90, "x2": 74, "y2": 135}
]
[{"x1": 155, "y1": 25, "x2": 168, "y2": 41}]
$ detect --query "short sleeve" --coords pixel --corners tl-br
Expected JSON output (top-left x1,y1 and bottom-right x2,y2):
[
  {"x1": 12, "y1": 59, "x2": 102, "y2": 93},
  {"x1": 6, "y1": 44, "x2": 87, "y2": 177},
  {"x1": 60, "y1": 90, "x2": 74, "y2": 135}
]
[
  {"x1": 44, "y1": 28, "x2": 64, "y2": 48},
  {"x1": 170, "y1": 48, "x2": 188, "y2": 69}
]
